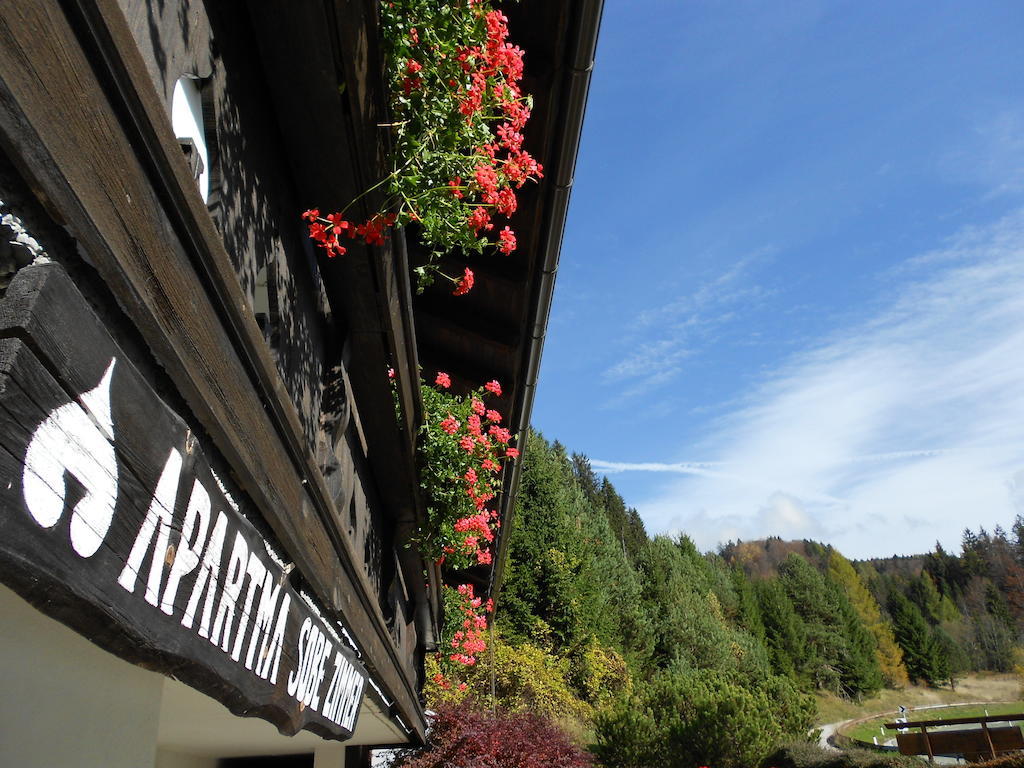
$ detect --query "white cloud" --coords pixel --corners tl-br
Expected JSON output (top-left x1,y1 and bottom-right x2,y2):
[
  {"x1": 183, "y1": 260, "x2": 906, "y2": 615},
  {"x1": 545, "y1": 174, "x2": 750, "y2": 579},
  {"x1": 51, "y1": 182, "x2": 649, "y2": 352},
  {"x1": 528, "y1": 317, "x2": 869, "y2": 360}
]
[
  {"x1": 653, "y1": 492, "x2": 828, "y2": 551},
  {"x1": 602, "y1": 210, "x2": 1024, "y2": 558},
  {"x1": 590, "y1": 459, "x2": 731, "y2": 480}
]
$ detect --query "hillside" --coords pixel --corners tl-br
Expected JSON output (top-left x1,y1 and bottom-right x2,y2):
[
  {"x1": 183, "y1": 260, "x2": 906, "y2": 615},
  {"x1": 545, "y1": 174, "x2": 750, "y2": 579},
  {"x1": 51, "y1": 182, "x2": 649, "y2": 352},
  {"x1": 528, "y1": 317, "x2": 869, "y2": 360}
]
[{"x1": 426, "y1": 429, "x2": 1024, "y2": 768}]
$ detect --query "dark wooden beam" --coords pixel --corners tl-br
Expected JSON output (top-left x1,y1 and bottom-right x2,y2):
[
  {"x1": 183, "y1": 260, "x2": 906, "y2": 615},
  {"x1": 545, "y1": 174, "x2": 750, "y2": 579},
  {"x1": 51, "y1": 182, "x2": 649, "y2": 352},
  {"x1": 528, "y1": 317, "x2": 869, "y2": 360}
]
[
  {"x1": 246, "y1": 0, "x2": 439, "y2": 669},
  {"x1": 0, "y1": 0, "x2": 425, "y2": 741},
  {"x1": 0, "y1": 263, "x2": 369, "y2": 741}
]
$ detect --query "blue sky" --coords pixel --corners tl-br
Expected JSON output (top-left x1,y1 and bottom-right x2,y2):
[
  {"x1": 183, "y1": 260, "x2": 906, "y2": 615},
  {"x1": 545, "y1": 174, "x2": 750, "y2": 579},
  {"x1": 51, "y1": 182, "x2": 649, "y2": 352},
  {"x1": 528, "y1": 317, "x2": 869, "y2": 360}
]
[{"x1": 531, "y1": 0, "x2": 1024, "y2": 559}]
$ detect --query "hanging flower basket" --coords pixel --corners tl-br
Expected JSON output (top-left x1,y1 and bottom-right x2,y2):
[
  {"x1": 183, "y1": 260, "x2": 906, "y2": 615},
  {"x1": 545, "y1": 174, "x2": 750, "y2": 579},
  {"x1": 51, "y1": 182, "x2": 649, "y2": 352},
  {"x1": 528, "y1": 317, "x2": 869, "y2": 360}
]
[{"x1": 303, "y1": 0, "x2": 542, "y2": 296}]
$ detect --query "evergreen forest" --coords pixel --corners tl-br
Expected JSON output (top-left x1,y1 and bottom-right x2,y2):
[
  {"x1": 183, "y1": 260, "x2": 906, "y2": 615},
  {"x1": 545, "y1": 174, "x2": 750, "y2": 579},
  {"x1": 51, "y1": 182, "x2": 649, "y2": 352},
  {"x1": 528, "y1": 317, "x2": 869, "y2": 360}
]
[{"x1": 427, "y1": 430, "x2": 1024, "y2": 768}]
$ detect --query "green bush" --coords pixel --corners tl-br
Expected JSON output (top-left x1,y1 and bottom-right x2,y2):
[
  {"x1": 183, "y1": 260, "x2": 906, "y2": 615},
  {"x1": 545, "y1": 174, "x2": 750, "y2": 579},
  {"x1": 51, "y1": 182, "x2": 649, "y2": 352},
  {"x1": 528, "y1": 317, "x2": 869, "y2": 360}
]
[
  {"x1": 424, "y1": 633, "x2": 592, "y2": 722},
  {"x1": 571, "y1": 639, "x2": 633, "y2": 708},
  {"x1": 761, "y1": 741, "x2": 919, "y2": 768},
  {"x1": 591, "y1": 666, "x2": 814, "y2": 768}
]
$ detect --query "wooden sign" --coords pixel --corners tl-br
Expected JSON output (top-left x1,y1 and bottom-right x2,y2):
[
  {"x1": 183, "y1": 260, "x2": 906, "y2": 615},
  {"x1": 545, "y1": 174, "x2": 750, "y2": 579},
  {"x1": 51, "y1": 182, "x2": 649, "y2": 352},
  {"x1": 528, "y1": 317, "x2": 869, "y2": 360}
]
[{"x1": 0, "y1": 261, "x2": 366, "y2": 740}]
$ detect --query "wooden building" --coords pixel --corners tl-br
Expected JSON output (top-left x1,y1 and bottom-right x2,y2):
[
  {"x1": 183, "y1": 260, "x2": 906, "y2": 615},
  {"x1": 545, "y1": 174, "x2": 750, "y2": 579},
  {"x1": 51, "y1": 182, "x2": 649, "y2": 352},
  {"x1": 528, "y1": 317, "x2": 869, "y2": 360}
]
[{"x1": 0, "y1": 0, "x2": 599, "y2": 766}]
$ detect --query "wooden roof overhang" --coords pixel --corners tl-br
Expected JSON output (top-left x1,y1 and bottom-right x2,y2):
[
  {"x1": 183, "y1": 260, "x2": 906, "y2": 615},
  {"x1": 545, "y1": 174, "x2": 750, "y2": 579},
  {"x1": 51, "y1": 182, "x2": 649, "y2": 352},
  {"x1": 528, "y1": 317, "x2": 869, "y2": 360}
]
[
  {"x1": 0, "y1": 0, "x2": 431, "y2": 745},
  {"x1": 0, "y1": 0, "x2": 601, "y2": 745},
  {"x1": 409, "y1": 0, "x2": 605, "y2": 600},
  {"x1": 247, "y1": 0, "x2": 604, "y2": 604},
  {"x1": 241, "y1": 1, "x2": 437, "y2": 742},
  {"x1": 238, "y1": 0, "x2": 605, "y2": 734}
]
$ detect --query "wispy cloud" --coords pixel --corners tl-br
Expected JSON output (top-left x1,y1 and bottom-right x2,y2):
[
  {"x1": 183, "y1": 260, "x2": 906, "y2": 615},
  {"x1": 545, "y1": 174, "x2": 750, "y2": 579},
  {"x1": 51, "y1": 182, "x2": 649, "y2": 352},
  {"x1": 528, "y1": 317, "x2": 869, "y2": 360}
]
[
  {"x1": 632, "y1": 249, "x2": 773, "y2": 330},
  {"x1": 591, "y1": 459, "x2": 849, "y2": 507},
  {"x1": 604, "y1": 339, "x2": 691, "y2": 380},
  {"x1": 590, "y1": 459, "x2": 730, "y2": 480},
  {"x1": 600, "y1": 248, "x2": 776, "y2": 408},
  {"x1": 604, "y1": 210, "x2": 1024, "y2": 558},
  {"x1": 591, "y1": 450, "x2": 950, "y2": 474}
]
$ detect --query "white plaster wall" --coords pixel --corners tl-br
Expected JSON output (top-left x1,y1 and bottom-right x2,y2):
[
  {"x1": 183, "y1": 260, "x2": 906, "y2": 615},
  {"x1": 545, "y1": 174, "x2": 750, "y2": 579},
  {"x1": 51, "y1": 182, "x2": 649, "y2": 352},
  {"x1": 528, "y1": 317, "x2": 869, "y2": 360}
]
[
  {"x1": 314, "y1": 743, "x2": 347, "y2": 768},
  {"x1": 0, "y1": 584, "x2": 164, "y2": 768}
]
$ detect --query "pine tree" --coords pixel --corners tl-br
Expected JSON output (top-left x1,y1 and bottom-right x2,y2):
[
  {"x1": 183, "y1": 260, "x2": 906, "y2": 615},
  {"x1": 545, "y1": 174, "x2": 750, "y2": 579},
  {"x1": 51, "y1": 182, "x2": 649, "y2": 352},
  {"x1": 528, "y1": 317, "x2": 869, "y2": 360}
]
[
  {"x1": 777, "y1": 554, "x2": 882, "y2": 696},
  {"x1": 635, "y1": 536, "x2": 778, "y2": 684},
  {"x1": 908, "y1": 572, "x2": 944, "y2": 624},
  {"x1": 1012, "y1": 515, "x2": 1024, "y2": 562},
  {"x1": 600, "y1": 479, "x2": 647, "y2": 564},
  {"x1": 755, "y1": 578, "x2": 804, "y2": 681},
  {"x1": 924, "y1": 541, "x2": 967, "y2": 600},
  {"x1": 932, "y1": 625, "x2": 968, "y2": 690},
  {"x1": 500, "y1": 431, "x2": 574, "y2": 646},
  {"x1": 828, "y1": 551, "x2": 909, "y2": 687},
  {"x1": 731, "y1": 565, "x2": 766, "y2": 642},
  {"x1": 570, "y1": 453, "x2": 601, "y2": 508},
  {"x1": 836, "y1": 590, "x2": 884, "y2": 697},
  {"x1": 988, "y1": 525, "x2": 1015, "y2": 588},
  {"x1": 962, "y1": 528, "x2": 989, "y2": 578},
  {"x1": 889, "y1": 592, "x2": 941, "y2": 685}
]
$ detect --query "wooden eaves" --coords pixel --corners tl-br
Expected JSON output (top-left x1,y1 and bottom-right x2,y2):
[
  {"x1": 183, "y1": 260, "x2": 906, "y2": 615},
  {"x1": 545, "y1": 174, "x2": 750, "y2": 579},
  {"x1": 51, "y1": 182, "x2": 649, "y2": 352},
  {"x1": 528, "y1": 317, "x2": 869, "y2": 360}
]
[
  {"x1": 250, "y1": 0, "x2": 607, "y2": 614},
  {"x1": 409, "y1": 0, "x2": 605, "y2": 602},
  {"x1": 242, "y1": 0, "x2": 607, "y2": 726},
  {"x1": 0, "y1": 0, "x2": 432, "y2": 744},
  {"x1": 0, "y1": 0, "x2": 602, "y2": 744}
]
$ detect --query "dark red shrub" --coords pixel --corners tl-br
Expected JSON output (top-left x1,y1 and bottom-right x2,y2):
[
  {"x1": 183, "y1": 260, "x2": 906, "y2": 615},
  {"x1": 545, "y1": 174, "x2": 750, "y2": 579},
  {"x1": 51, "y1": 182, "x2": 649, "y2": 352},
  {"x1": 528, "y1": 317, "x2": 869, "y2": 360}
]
[{"x1": 393, "y1": 702, "x2": 592, "y2": 768}]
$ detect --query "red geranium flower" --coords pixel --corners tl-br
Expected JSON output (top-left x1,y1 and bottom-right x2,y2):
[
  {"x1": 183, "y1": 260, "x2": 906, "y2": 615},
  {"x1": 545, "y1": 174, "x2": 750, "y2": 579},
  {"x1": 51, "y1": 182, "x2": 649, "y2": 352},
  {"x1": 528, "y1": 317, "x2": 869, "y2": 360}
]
[
  {"x1": 467, "y1": 207, "x2": 491, "y2": 234},
  {"x1": 498, "y1": 226, "x2": 516, "y2": 254},
  {"x1": 488, "y1": 425, "x2": 511, "y2": 444},
  {"x1": 452, "y1": 267, "x2": 475, "y2": 296}
]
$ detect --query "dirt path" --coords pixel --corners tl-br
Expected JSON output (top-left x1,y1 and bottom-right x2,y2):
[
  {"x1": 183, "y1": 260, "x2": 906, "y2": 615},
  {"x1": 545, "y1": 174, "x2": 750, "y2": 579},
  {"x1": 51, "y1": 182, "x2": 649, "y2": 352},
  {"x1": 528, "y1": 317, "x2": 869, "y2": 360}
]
[{"x1": 817, "y1": 719, "x2": 853, "y2": 752}]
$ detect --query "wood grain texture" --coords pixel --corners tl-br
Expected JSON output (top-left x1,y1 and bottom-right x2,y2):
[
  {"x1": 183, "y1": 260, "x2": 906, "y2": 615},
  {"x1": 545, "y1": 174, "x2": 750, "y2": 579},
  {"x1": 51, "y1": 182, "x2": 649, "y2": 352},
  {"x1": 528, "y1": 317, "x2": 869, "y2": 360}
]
[
  {"x1": 896, "y1": 727, "x2": 1023, "y2": 759},
  {"x1": 0, "y1": 264, "x2": 368, "y2": 740},
  {"x1": 247, "y1": 0, "x2": 438, "y2": 659},
  {"x1": 0, "y1": 0, "x2": 425, "y2": 738}
]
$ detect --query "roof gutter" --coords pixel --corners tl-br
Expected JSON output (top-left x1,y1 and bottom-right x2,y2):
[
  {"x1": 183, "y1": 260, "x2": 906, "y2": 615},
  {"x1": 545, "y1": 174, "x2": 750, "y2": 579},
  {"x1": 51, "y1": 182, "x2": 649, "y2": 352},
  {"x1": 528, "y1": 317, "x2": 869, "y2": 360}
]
[{"x1": 490, "y1": 0, "x2": 604, "y2": 604}]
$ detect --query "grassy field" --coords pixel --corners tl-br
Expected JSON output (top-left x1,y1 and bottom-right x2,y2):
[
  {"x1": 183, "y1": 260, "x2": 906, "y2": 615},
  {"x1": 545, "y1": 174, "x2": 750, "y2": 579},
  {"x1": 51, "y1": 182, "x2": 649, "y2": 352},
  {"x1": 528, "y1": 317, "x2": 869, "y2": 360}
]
[
  {"x1": 844, "y1": 701, "x2": 1024, "y2": 745},
  {"x1": 815, "y1": 673, "x2": 1022, "y2": 727}
]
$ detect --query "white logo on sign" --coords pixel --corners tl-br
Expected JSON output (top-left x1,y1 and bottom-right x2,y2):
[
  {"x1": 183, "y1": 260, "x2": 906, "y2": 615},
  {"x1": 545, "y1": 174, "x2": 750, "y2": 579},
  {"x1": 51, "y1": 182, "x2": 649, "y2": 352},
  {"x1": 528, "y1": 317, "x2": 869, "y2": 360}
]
[{"x1": 22, "y1": 359, "x2": 118, "y2": 557}]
